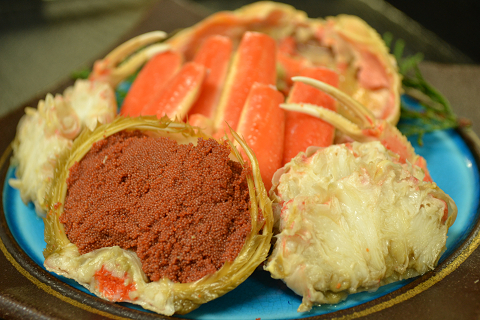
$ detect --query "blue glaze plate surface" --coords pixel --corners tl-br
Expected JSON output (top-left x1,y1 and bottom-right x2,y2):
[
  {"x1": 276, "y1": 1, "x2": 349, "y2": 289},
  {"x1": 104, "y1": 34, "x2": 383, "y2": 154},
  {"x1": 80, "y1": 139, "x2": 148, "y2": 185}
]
[{"x1": 3, "y1": 126, "x2": 480, "y2": 320}]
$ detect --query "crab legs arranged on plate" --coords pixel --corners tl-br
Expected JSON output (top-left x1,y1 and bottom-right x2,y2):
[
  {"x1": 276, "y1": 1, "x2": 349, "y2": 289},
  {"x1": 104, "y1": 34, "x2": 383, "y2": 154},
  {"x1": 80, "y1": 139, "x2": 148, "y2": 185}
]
[{"x1": 116, "y1": 1, "x2": 401, "y2": 190}]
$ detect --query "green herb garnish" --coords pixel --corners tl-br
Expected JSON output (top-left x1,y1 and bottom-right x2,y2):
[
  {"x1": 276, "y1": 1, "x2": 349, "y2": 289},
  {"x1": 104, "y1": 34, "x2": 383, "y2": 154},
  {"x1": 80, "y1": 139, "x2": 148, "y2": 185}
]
[
  {"x1": 71, "y1": 67, "x2": 91, "y2": 80},
  {"x1": 384, "y1": 32, "x2": 460, "y2": 144}
]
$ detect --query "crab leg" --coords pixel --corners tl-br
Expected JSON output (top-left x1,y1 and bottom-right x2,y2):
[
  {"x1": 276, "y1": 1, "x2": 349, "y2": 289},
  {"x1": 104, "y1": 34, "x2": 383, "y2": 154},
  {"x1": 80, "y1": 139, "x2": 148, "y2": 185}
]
[
  {"x1": 282, "y1": 68, "x2": 339, "y2": 165},
  {"x1": 188, "y1": 35, "x2": 233, "y2": 119},
  {"x1": 281, "y1": 76, "x2": 432, "y2": 181},
  {"x1": 120, "y1": 51, "x2": 182, "y2": 117},
  {"x1": 214, "y1": 31, "x2": 277, "y2": 134},
  {"x1": 141, "y1": 62, "x2": 206, "y2": 119},
  {"x1": 236, "y1": 83, "x2": 285, "y2": 191},
  {"x1": 90, "y1": 31, "x2": 170, "y2": 88}
]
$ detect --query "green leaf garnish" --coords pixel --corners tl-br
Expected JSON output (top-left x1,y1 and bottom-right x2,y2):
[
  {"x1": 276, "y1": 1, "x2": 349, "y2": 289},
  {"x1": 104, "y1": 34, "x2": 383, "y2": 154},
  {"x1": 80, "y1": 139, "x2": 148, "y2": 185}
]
[
  {"x1": 71, "y1": 68, "x2": 91, "y2": 80},
  {"x1": 383, "y1": 32, "x2": 460, "y2": 145}
]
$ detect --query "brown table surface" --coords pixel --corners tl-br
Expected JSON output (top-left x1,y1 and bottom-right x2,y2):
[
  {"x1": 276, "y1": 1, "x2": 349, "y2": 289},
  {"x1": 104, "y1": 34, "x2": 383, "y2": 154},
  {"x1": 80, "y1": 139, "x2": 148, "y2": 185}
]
[{"x1": 0, "y1": 1, "x2": 479, "y2": 319}]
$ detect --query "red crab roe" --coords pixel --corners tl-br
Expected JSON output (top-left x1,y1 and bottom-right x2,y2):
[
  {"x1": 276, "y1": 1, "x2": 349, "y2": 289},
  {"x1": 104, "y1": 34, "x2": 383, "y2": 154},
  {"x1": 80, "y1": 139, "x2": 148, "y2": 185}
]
[
  {"x1": 94, "y1": 266, "x2": 136, "y2": 302},
  {"x1": 60, "y1": 131, "x2": 251, "y2": 283}
]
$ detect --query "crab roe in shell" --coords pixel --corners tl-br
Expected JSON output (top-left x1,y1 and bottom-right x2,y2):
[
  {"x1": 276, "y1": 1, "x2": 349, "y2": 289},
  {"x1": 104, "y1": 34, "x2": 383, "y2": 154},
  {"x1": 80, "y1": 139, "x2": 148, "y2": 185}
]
[
  {"x1": 60, "y1": 131, "x2": 251, "y2": 283},
  {"x1": 43, "y1": 117, "x2": 273, "y2": 316}
]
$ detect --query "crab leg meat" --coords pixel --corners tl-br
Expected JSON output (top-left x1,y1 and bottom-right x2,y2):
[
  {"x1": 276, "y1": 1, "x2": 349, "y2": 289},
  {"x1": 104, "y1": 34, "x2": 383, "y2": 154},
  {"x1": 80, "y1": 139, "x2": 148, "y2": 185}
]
[
  {"x1": 120, "y1": 51, "x2": 182, "y2": 117},
  {"x1": 281, "y1": 76, "x2": 432, "y2": 181},
  {"x1": 188, "y1": 35, "x2": 233, "y2": 119},
  {"x1": 236, "y1": 82, "x2": 285, "y2": 191},
  {"x1": 141, "y1": 62, "x2": 206, "y2": 119},
  {"x1": 214, "y1": 31, "x2": 277, "y2": 134},
  {"x1": 282, "y1": 67, "x2": 339, "y2": 165}
]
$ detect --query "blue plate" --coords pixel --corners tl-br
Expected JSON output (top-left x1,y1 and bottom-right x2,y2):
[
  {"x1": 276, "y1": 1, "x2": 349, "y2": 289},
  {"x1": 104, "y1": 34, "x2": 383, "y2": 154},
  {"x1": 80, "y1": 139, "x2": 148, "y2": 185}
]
[{"x1": 3, "y1": 127, "x2": 480, "y2": 320}]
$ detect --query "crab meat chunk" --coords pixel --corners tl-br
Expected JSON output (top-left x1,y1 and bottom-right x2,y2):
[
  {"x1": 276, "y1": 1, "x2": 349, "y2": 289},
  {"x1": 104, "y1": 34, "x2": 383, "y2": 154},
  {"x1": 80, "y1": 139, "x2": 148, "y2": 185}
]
[
  {"x1": 9, "y1": 79, "x2": 116, "y2": 215},
  {"x1": 265, "y1": 141, "x2": 456, "y2": 312}
]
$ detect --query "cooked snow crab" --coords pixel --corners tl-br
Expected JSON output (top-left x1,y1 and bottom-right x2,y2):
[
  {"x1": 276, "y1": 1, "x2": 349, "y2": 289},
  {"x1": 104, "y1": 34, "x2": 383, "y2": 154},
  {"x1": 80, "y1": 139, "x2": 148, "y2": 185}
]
[
  {"x1": 43, "y1": 117, "x2": 273, "y2": 315},
  {"x1": 9, "y1": 31, "x2": 169, "y2": 215},
  {"x1": 264, "y1": 77, "x2": 457, "y2": 312}
]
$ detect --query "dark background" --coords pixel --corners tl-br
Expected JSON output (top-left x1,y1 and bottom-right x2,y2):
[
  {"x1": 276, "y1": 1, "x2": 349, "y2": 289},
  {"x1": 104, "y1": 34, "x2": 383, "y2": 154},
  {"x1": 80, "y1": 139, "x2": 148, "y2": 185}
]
[
  {"x1": 1, "y1": 0, "x2": 479, "y2": 63},
  {"x1": 387, "y1": 0, "x2": 480, "y2": 63}
]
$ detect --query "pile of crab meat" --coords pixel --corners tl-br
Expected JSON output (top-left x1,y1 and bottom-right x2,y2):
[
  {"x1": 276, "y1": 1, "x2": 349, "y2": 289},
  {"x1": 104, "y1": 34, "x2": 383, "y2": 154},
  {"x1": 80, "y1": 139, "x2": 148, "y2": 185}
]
[
  {"x1": 8, "y1": 1, "x2": 457, "y2": 316},
  {"x1": 265, "y1": 141, "x2": 457, "y2": 312},
  {"x1": 9, "y1": 81, "x2": 117, "y2": 213}
]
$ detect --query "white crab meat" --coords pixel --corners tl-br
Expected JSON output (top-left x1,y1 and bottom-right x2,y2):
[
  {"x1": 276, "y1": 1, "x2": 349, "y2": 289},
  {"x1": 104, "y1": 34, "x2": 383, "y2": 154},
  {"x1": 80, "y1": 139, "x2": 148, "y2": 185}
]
[
  {"x1": 64, "y1": 79, "x2": 117, "y2": 131},
  {"x1": 9, "y1": 79, "x2": 117, "y2": 215},
  {"x1": 9, "y1": 102, "x2": 73, "y2": 213},
  {"x1": 265, "y1": 141, "x2": 456, "y2": 312}
]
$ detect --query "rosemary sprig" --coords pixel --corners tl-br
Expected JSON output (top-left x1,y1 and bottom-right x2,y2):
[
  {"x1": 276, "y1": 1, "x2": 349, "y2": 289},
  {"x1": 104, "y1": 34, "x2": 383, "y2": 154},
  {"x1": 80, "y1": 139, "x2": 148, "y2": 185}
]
[{"x1": 383, "y1": 32, "x2": 459, "y2": 144}]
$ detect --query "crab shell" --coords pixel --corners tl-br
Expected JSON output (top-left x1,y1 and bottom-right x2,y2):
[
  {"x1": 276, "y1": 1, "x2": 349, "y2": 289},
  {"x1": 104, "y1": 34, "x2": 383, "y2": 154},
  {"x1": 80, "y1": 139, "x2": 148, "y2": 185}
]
[
  {"x1": 43, "y1": 117, "x2": 273, "y2": 315},
  {"x1": 167, "y1": 1, "x2": 401, "y2": 125}
]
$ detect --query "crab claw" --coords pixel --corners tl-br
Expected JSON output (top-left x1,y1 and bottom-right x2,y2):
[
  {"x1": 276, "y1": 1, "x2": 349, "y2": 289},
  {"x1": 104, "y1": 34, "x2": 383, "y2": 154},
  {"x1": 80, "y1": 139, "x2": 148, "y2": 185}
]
[
  {"x1": 281, "y1": 76, "x2": 432, "y2": 181},
  {"x1": 90, "y1": 31, "x2": 170, "y2": 88}
]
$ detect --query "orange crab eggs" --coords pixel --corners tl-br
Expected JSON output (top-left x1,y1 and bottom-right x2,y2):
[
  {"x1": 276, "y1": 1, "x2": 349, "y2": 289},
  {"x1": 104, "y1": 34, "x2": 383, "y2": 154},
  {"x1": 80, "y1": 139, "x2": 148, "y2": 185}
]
[{"x1": 60, "y1": 130, "x2": 252, "y2": 283}]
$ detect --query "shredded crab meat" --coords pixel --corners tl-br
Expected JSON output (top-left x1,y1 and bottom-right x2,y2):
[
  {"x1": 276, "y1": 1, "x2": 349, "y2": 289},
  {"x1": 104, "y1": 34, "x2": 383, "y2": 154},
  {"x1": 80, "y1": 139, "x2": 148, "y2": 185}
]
[
  {"x1": 9, "y1": 102, "x2": 72, "y2": 213},
  {"x1": 9, "y1": 79, "x2": 117, "y2": 215},
  {"x1": 265, "y1": 141, "x2": 456, "y2": 312},
  {"x1": 64, "y1": 80, "x2": 117, "y2": 131}
]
